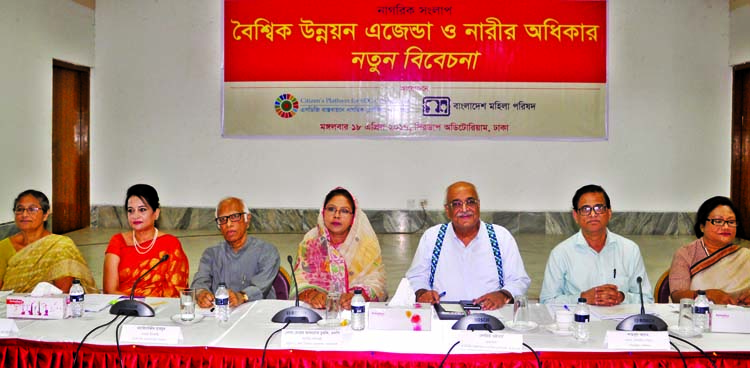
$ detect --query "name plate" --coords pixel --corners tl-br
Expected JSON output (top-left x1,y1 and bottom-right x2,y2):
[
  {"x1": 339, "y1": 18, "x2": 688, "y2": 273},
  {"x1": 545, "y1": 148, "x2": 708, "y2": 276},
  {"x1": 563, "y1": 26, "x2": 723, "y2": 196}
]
[
  {"x1": 281, "y1": 329, "x2": 344, "y2": 348},
  {"x1": 0, "y1": 319, "x2": 19, "y2": 337},
  {"x1": 605, "y1": 331, "x2": 669, "y2": 350},
  {"x1": 445, "y1": 330, "x2": 522, "y2": 352},
  {"x1": 120, "y1": 325, "x2": 182, "y2": 345}
]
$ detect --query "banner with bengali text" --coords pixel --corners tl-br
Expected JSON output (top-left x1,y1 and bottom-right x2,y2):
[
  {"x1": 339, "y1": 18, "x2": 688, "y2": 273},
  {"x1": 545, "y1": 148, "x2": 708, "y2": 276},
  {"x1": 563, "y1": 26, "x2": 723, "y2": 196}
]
[{"x1": 223, "y1": 0, "x2": 607, "y2": 139}]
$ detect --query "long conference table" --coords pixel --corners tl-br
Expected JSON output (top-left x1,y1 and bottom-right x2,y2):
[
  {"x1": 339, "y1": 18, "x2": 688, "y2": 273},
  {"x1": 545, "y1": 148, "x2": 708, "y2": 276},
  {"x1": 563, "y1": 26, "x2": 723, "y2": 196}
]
[{"x1": 1, "y1": 296, "x2": 750, "y2": 368}]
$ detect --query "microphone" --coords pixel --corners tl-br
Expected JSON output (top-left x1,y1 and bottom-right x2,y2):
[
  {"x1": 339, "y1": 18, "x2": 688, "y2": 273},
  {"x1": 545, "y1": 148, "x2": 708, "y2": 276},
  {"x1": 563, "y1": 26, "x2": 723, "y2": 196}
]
[
  {"x1": 110, "y1": 254, "x2": 170, "y2": 317},
  {"x1": 452, "y1": 313, "x2": 504, "y2": 331},
  {"x1": 616, "y1": 276, "x2": 667, "y2": 331},
  {"x1": 271, "y1": 255, "x2": 322, "y2": 323}
]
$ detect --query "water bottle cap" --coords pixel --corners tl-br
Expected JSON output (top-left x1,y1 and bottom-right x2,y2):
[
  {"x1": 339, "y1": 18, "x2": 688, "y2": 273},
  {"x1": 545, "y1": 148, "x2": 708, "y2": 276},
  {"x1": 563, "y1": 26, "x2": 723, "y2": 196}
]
[
  {"x1": 72, "y1": 279, "x2": 81, "y2": 284},
  {"x1": 218, "y1": 282, "x2": 227, "y2": 287},
  {"x1": 578, "y1": 297, "x2": 587, "y2": 303},
  {"x1": 354, "y1": 289, "x2": 363, "y2": 295},
  {"x1": 697, "y1": 290, "x2": 706, "y2": 295}
]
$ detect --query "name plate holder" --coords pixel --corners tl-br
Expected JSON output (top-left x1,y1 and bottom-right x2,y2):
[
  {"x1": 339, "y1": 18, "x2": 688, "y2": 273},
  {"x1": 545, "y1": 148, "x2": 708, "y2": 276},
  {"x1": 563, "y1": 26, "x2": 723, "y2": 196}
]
[
  {"x1": 445, "y1": 330, "x2": 523, "y2": 352},
  {"x1": 605, "y1": 331, "x2": 669, "y2": 350},
  {"x1": 120, "y1": 325, "x2": 182, "y2": 345},
  {"x1": 281, "y1": 329, "x2": 344, "y2": 348},
  {"x1": 0, "y1": 319, "x2": 19, "y2": 337}
]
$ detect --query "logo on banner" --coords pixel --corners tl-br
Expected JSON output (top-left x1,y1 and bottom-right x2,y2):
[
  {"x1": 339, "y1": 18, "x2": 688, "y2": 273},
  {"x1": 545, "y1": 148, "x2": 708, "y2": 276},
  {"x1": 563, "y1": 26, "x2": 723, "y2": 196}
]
[
  {"x1": 423, "y1": 97, "x2": 450, "y2": 117},
  {"x1": 275, "y1": 93, "x2": 299, "y2": 118}
]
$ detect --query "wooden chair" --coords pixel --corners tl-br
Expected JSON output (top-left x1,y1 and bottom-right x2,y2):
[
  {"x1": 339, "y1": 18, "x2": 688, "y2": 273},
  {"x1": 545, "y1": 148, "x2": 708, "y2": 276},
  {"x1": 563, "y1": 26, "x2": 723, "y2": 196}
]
[
  {"x1": 273, "y1": 267, "x2": 291, "y2": 300},
  {"x1": 653, "y1": 270, "x2": 671, "y2": 303}
]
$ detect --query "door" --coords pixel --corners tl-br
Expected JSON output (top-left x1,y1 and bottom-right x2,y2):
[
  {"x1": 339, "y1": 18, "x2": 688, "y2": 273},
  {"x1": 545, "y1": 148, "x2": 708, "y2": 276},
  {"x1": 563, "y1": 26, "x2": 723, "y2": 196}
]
[{"x1": 52, "y1": 60, "x2": 90, "y2": 234}]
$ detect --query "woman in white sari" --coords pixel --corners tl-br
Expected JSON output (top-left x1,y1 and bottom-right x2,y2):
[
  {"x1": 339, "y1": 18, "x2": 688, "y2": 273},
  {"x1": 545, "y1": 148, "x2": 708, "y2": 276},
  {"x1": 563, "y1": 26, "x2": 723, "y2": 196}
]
[{"x1": 669, "y1": 196, "x2": 750, "y2": 304}]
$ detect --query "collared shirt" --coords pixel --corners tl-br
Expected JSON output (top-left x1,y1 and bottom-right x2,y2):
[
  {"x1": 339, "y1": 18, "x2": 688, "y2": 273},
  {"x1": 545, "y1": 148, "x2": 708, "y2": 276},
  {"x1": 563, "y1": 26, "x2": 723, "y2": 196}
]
[
  {"x1": 539, "y1": 229, "x2": 653, "y2": 305},
  {"x1": 191, "y1": 236, "x2": 280, "y2": 301},
  {"x1": 406, "y1": 221, "x2": 530, "y2": 301}
]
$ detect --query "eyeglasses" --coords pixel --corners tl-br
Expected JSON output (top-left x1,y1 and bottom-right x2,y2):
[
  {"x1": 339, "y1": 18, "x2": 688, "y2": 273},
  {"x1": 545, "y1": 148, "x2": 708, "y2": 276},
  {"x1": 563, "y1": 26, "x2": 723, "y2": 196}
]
[
  {"x1": 215, "y1": 212, "x2": 246, "y2": 225},
  {"x1": 576, "y1": 204, "x2": 608, "y2": 216},
  {"x1": 325, "y1": 206, "x2": 353, "y2": 216},
  {"x1": 706, "y1": 218, "x2": 738, "y2": 227},
  {"x1": 448, "y1": 198, "x2": 479, "y2": 210},
  {"x1": 14, "y1": 206, "x2": 43, "y2": 215}
]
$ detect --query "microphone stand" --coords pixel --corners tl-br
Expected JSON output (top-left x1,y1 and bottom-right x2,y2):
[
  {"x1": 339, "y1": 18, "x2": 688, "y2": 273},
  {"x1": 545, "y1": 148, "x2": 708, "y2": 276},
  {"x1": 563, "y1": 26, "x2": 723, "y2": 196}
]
[
  {"x1": 616, "y1": 276, "x2": 667, "y2": 331},
  {"x1": 109, "y1": 254, "x2": 170, "y2": 317},
  {"x1": 272, "y1": 255, "x2": 322, "y2": 323}
]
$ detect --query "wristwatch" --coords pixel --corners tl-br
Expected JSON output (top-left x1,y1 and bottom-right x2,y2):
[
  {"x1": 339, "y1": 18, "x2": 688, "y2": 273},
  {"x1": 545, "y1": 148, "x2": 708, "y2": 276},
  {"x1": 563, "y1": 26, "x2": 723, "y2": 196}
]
[{"x1": 239, "y1": 291, "x2": 249, "y2": 303}]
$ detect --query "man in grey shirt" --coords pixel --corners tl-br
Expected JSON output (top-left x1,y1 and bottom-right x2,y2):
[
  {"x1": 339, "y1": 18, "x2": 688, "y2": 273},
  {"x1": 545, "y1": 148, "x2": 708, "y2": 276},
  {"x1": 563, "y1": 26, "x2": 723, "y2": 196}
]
[{"x1": 192, "y1": 197, "x2": 280, "y2": 308}]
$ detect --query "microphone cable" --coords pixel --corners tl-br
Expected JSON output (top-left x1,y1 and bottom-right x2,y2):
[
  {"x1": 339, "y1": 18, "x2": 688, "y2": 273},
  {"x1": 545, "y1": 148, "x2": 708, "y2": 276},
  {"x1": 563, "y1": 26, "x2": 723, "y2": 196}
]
[
  {"x1": 669, "y1": 341, "x2": 688, "y2": 368},
  {"x1": 438, "y1": 340, "x2": 461, "y2": 368},
  {"x1": 522, "y1": 342, "x2": 541, "y2": 368},
  {"x1": 72, "y1": 314, "x2": 122, "y2": 367},
  {"x1": 669, "y1": 334, "x2": 717, "y2": 368},
  {"x1": 261, "y1": 321, "x2": 291, "y2": 368},
  {"x1": 115, "y1": 315, "x2": 131, "y2": 368}
]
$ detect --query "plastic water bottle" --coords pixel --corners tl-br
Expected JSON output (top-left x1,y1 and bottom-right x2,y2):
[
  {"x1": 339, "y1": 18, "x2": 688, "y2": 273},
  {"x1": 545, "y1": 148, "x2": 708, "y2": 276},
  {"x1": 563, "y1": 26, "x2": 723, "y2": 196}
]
[
  {"x1": 351, "y1": 289, "x2": 366, "y2": 330},
  {"x1": 215, "y1": 283, "x2": 230, "y2": 323},
  {"x1": 574, "y1": 297, "x2": 590, "y2": 341},
  {"x1": 693, "y1": 290, "x2": 710, "y2": 332},
  {"x1": 69, "y1": 278, "x2": 85, "y2": 318}
]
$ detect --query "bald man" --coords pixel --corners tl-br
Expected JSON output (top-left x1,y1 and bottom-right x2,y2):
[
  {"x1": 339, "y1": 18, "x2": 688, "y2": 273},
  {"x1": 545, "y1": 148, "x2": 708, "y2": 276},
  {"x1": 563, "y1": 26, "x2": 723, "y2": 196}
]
[
  {"x1": 405, "y1": 181, "x2": 530, "y2": 310},
  {"x1": 192, "y1": 197, "x2": 280, "y2": 308}
]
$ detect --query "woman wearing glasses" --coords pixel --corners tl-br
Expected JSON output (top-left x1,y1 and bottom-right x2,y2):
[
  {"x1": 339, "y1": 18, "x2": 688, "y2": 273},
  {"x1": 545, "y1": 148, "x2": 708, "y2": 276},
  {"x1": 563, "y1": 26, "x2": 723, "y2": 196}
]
[
  {"x1": 669, "y1": 196, "x2": 750, "y2": 304},
  {"x1": 293, "y1": 187, "x2": 386, "y2": 309},
  {"x1": 103, "y1": 184, "x2": 189, "y2": 297},
  {"x1": 0, "y1": 190, "x2": 96, "y2": 293}
]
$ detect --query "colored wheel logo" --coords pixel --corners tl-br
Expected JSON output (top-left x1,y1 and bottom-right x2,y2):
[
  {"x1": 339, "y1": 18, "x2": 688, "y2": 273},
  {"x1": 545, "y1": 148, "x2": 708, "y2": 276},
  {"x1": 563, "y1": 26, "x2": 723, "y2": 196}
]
[{"x1": 274, "y1": 93, "x2": 299, "y2": 118}]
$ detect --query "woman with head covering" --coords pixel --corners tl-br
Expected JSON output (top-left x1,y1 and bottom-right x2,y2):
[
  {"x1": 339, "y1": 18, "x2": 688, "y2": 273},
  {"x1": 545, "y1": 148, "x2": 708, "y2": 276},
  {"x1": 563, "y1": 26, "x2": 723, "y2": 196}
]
[
  {"x1": 103, "y1": 184, "x2": 189, "y2": 297},
  {"x1": 294, "y1": 187, "x2": 386, "y2": 309},
  {"x1": 669, "y1": 196, "x2": 750, "y2": 304},
  {"x1": 0, "y1": 189, "x2": 97, "y2": 293}
]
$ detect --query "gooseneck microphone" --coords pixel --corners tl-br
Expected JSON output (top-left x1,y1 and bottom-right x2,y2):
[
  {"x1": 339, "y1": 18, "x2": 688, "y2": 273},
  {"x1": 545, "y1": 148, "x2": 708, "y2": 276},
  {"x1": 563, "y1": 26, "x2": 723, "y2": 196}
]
[
  {"x1": 271, "y1": 255, "x2": 322, "y2": 323},
  {"x1": 110, "y1": 254, "x2": 170, "y2": 317},
  {"x1": 616, "y1": 276, "x2": 668, "y2": 331}
]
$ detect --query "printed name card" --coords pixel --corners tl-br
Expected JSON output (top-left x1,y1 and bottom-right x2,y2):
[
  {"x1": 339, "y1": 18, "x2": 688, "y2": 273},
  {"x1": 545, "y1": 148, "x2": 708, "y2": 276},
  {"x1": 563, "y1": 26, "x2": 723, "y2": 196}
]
[
  {"x1": 605, "y1": 331, "x2": 669, "y2": 350},
  {"x1": 281, "y1": 329, "x2": 344, "y2": 348},
  {"x1": 0, "y1": 319, "x2": 19, "y2": 337},
  {"x1": 446, "y1": 331, "x2": 523, "y2": 352},
  {"x1": 120, "y1": 325, "x2": 182, "y2": 345}
]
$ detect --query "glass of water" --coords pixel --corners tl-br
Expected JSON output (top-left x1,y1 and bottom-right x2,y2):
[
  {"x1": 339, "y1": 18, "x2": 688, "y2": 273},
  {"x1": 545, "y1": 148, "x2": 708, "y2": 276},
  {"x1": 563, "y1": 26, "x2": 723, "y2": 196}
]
[{"x1": 180, "y1": 288, "x2": 196, "y2": 322}]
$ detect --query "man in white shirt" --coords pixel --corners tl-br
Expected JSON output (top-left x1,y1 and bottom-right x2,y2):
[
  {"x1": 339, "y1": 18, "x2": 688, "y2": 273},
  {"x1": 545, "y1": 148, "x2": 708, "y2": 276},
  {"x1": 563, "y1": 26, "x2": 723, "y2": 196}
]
[{"x1": 405, "y1": 181, "x2": 530, "y2": 310}]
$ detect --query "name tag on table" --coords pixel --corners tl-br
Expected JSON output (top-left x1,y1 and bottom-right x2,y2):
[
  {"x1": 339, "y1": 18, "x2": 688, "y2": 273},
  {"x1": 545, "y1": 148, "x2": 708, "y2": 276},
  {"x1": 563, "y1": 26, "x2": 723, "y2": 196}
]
[
  {"x1": 445, "y1": 330, "x2": 523, "y2": 352},
  {"x1": 0, "y1": 319, "x2": 19, "y2": 337},
  {"x1": 281, "y1": 329, "x2": 344, "y2": 348},
  {"x1": 120, "y1": 325, "x2": 182, "y2": 345},
  {"x1": 605, "y1": 331, "x2": 669, "y2": 350}
]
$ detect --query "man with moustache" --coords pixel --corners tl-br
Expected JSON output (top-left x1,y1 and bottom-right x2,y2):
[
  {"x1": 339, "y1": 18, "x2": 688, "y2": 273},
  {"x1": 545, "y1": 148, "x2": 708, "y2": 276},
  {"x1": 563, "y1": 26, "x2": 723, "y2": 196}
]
[
  {"x1": 406, "y1": 181, "x2": 530, "y2": 310},
  {"x1": 540, "y1": 185, "x2": 652, "y2": 305},
  {"x1": 192, "y1": 197, "x2": 280, "y2": 308}
]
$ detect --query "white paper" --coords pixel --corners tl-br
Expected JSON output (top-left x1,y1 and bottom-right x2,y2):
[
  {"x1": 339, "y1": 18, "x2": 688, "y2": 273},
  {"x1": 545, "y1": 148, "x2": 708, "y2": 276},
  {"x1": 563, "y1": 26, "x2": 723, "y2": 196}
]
[
  {"x1": 120, "y1": 325, "x2": 182, "y2": 345},
  {"x1": 605, "y1": 330, "x2": 670, "y2": 350},
  {"x1": 280, "y1": 329, "x2": 344, "y2": 348},
  {"x1": 84, "y1": 294, "x2": 119, "y2": 312},
  {"x1": 30, "y1": 282, "x2": 62, "y2": 297},
  {"x1": 0, "y1": 319, "x2": 19, "y2": 337},
  {"x1": 447, "y1": 330, "x2": 523, "y2": 352}
]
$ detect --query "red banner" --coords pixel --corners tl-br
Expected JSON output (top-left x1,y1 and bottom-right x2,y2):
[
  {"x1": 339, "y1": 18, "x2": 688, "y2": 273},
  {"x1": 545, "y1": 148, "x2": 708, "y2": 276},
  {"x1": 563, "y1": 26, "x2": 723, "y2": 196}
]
[{"x1": 224, "y1": 0, "x2": 606, "y2": 83}]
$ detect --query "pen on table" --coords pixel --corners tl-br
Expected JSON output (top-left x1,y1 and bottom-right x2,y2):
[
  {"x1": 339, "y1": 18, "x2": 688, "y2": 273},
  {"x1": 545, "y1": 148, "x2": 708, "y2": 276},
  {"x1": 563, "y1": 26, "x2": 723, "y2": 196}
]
[
  {"x1": 613, "y1": 268, "x2": 616, "y2": 278},
  {"x1": 438, "y1": 291, "x2": 447, "y2": 298},
  {"x1": 563, "y1": 305, "x2": 570, "y2": 311}
]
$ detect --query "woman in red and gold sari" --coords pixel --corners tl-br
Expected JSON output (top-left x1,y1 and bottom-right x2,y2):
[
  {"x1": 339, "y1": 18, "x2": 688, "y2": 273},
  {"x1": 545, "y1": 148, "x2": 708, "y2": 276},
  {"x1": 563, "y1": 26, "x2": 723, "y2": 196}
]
[
  {"x1": 670, "y1": 196, "x2": 750, "y2": 305},
  {"x1": 103, "y1": 184, "x2": 189, "y2": 297}
]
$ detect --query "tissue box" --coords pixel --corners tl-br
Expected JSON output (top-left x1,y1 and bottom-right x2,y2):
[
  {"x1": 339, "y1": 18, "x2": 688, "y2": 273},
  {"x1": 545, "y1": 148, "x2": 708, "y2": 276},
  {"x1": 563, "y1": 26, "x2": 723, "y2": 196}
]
[
  {"x1": 711, "y1": 308, "x2": 750, "y2": 333},
  {"x1": 367, "y1": 302, "x2": 432, "y2": 331},
  {"x1": 5, "y1": 294, "x2": 69, "y2": 319}
]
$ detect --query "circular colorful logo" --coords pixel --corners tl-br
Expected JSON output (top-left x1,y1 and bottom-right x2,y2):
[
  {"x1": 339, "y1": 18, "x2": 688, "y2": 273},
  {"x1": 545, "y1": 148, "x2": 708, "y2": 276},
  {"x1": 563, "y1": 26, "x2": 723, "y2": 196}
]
[{"x1": 274, "y1": 93, "x2": 299, "y2": 118}]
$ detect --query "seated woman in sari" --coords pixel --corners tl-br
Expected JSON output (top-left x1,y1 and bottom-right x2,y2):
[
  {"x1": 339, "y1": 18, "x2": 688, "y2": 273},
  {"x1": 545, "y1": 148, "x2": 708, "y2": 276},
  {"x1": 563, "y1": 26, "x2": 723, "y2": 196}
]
[
  {"x1": 294, "y1": 187, "x2": 387, "y2": 309},
  {"x1": 0, "y1": 190, "x2": 97, "y2": 293},
  {"x1": 103, "y1": 184, "x2": 189, "y2": 297},
  {"x1": 669, "y1": 196, "x2": 750, "y2": 304}
]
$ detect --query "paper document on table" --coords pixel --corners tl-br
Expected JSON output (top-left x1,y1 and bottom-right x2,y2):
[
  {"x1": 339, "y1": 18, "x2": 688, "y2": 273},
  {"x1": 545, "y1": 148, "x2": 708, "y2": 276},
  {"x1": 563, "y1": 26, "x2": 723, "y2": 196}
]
[
  {"x1": 85, "y1": 294, "x2": 119, "y2": 312},
  {"x1": 591, "y1": 304, "x2": 658, "y2": 321}
]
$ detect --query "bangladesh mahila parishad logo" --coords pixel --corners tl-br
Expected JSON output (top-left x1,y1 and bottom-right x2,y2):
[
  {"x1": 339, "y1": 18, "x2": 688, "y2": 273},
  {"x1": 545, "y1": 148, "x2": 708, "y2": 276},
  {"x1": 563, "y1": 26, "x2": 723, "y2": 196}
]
[{"x1": 274, "y1": 93, "x2": 299, "y2": 118}]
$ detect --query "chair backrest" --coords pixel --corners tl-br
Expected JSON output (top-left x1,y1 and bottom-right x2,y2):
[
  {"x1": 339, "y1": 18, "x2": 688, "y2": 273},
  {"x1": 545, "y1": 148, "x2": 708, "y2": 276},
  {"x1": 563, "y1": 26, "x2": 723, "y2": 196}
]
[
  {"x1": 653, "y1": 270, "x2": 671, "y2": 303},
  {"x1": 273, "y1": 267, "x2": 291, "y2": 300}
]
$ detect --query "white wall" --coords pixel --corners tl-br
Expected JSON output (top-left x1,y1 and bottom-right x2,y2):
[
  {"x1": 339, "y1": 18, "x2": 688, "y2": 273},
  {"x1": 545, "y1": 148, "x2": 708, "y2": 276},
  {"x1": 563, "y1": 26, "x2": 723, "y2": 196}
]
[
  {"x1": 0, "y1": 1, "x2": 94, "y2": 224},
  {"x1": 89, "y1": 0, "x2": 729, "y2": 213},
  {"x1": 731, "y1": 0, "x2": 750, "y2": 65}
]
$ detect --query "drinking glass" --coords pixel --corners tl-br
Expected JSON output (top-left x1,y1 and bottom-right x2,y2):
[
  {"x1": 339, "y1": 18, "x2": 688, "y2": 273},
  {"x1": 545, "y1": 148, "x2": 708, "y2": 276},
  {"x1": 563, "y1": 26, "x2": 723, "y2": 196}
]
[
  {"x1": 325, "y1": 291, "x2": 342, "y2": 324},
  {"x1": 180, "y1": 288, "x2": 196, "y2": 322},
  {"x1": 513, "y1": 294, "x2": 530, "y2": 327},
  {"x1": 678, "y1": 298, "x2": 695, "y2": 332}
]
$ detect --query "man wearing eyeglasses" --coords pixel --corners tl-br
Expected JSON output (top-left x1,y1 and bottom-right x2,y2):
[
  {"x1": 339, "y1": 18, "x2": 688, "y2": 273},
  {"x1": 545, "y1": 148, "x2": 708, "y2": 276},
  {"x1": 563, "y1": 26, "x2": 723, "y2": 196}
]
[
  {"x1": 192, "y1": 197, "x2": 280, "y2": 308},
  {"x1": 405, "y1": 181, "x2": 530, "y2": 310},
  {"x1": 539, "y1": 184, "x2": 652, "y2": 305}
]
